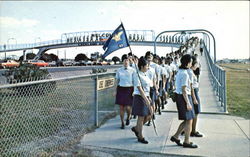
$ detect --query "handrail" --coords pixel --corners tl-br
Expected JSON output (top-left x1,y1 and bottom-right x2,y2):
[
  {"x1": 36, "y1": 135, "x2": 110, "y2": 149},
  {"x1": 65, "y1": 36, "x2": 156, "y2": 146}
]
[{"x1": 204, "y1": 42, "x2": 227, "y2": 112}]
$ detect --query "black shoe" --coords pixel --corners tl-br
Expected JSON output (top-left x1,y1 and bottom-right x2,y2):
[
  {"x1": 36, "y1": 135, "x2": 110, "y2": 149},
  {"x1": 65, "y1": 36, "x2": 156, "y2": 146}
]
[
  {"x1": 158, "y1": 109, "x2": 161, "y2": 115},
  {"x1": 131, "y1": 127, "x2": 139, "y2": 138},
  {"x1": 147, "y1": 121, "x2": 151, "y2": 126},
  {"x1": 120, "y1": 124, "x2": 125, "y2": 129},
  {"x1": 191, "y1": 131, "x2": 203, "y2": 137},
  {"x1": 183, "y1": 142, "x2": 198, "y2": 148},
  {"x1": 133, "y1": 115, "x2": 137, "y2": 119},
  {"x1": 181, "y1": 131, "x2": 185, "y2": 135},
  {"x1": 138, "y1": 138, "x2": 148, "y2": 144},
  {"x1": 170, "y1": 136, "x2": 183, "y2": 146},
  {"x1": 126, "y1": 119, "x2": 130, "y2": 126},
  {"x1": 162, "y1": 105, "x2": 165, "y2": 109}
]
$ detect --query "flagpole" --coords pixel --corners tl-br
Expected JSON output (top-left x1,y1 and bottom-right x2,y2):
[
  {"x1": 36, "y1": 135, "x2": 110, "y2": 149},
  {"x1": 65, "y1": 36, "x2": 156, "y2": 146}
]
[{"x1": 128, "y1": 45, "x2": 158, "y2": 136}]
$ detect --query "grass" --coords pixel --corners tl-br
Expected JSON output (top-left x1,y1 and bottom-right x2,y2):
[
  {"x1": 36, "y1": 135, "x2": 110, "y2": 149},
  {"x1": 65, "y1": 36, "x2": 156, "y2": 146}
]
[
  {"x1": 220, "y1": 63, "x2": 250, "y2": 119},
  {"x1": 0, "y1": 76, "x2": 117, "y2": 156}
]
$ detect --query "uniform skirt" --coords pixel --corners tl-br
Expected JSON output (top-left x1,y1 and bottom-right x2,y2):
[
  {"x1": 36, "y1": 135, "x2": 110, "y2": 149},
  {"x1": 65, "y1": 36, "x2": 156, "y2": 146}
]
[
  {"x1": 132, "y1": 95, "x2": 150, "y2": 116},
  {"x1": 150, "y1": 87, "x2": 156, "y2": 103},
  {"x1": 194, "y1": 88, "x2": 201, "y2": 114},
  {"x1": 115, "y1": 86, "x2": 133, "y2": 106},
  {"x1": 159, "y1": 80, "x2": 166, "y2": 97},
  {"x1": 176, "y1": 94, "x2": 195, "y2": 120}
]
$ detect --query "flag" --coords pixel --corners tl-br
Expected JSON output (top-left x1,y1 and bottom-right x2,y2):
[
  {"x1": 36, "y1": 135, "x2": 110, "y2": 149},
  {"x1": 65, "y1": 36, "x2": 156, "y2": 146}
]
[{"x1": 102, "y1": 23, "x2": 130, "y2": 59}]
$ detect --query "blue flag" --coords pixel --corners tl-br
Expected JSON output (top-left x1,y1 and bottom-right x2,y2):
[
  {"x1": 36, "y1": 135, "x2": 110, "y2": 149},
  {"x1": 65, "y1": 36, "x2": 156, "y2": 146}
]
[{"x1": 102, "y1": 23, "x2": 130, "y2": 59}]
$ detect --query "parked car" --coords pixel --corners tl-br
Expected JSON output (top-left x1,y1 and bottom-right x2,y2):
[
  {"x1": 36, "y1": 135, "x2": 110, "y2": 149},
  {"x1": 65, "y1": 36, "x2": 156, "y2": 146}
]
[
  {"x1": 1, "y1": 60, "x2": 20, "y2": 68},
  {"x1": 27, "y1": 60, "x2": 49, "y2": 67},
  {"x1": 78, "y1": 60, "x2": 87, "y2": 66},
  {"x1": 62, "y1": 60, "x2": 74, "y2": 66},
  {"x1": 48, "y1": 61, "x2": 57, "y2": 67},
  {"x1": 86, "y1": 61, "x2": 93, "y2": 66}
]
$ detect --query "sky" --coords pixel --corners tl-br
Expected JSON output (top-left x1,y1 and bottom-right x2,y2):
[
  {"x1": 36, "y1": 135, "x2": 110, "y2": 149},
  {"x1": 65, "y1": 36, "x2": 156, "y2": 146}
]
[{"x1": 0, "y1": 1, "x2": 249, "y2": 60}]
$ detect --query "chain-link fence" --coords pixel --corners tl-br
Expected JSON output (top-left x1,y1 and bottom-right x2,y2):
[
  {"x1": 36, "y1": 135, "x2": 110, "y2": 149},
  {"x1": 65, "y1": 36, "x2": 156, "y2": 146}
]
[{"x1": 0, "y1": 72, "x2": 117, "y2": 156}]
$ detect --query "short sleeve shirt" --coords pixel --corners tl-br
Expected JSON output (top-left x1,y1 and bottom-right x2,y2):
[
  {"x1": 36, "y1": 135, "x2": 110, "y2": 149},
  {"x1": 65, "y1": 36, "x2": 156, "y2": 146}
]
[
  {"x1": 133, "y1": 71, "x2": 151, "y2": 96},
  {"x1": 187, "y1": 69, "x2": 193, "y2": 84},
  {"x1": 175, "y1": 69, "x2": 191, "y2": 95},
  {"x1": 146, "y1": 67, "x2": 156, "y2": 87},
  {"x1": 116, "y1": 66, "x2": 135, "y2": 87}
]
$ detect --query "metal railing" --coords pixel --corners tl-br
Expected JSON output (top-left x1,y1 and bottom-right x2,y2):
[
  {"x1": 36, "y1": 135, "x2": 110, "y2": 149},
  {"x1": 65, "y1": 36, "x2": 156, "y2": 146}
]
[
  {"x1": 204, "y1": 43, "x2": 227, "y2": 112},
  {"x1": 0, "y1": 72, "x2": 117, "y2": 156}
]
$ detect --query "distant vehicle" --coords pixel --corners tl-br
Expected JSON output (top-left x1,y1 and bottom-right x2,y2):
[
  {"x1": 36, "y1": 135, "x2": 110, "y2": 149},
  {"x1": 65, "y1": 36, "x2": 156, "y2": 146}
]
[
  {"x1": 27, "y1": 60, "x2": 49, "y2": 67},
  {"x1": 48, "y1": 61, "x2": 57, "y2": 67},
  {"x1": 1, "y1": 60, "x2": 20, "y2": 68},
  {"x1": 100, "y1": 61, "x2": 108, "y2": 66},
  {"x1": 62, "y1": 60, "x2": 74, "y2": 66},
  {"x1": 86, "y1": 61, "x2": 93, "y2": 66},
  {"x1": 108, "y1": 61, "x2": 114, "y2": 65},
  {"x1": 78, "y1": 60, "x2": 87, "y2": 66}
]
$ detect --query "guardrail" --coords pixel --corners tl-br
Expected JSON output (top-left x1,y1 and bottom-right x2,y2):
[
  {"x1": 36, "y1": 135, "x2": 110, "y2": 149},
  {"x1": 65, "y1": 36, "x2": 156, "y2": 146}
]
[
  {"x1": 0, "y1": 72, "x2": 117, "y2": 156},
  {"x1": 204, "y1": 43, "x2": 227, "y2": 112}
]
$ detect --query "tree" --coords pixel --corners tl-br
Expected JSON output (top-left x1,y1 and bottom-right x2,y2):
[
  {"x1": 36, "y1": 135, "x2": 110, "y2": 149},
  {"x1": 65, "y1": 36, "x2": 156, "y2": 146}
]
[
  {"x1": 40, "y1": 53, "x2": 59, "y2": 62},
  {"x1": 112, "y1": 56, "x2": 120, "y2": 64},
  {"x1": 49, "y1": 53, "x2": 59, "y2": 61},
  {"x1": 19, "y1": 53, "x2": 36, "y2": 61},
  {"x1": 75, "y1": 53, "x2": 88, "y2": 61}
]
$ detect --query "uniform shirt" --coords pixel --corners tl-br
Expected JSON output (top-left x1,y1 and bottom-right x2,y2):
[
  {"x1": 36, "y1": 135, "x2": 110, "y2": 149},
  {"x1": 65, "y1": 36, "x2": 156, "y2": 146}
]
[
  {"x1": 164, "y1": 64, "x2": 172, "y2": 79},
  {"x1": 133, "y1": 71, "x2": 151, "y2": 96},
  {"x1": 150, "y1": 62, "x2": 160, "y2": 82},
  {"x1": 116, "y1": 66, "x2": 135, "y2": 87},
  {"x1": 187, "y1": 68, "x2": 194, "y2": 84},
  {"x1": 170, "y1": 62, "x2": 179, "y2": 72},
  {"x1": 146, "y1": 66, "x2": 156, "y2": 87},
  {"x1": 160, "y1": 64, "x2": 169, "y2": 79},
  {"x1": 192, "y1": 71, "x2": 199, "y2": 88},
  {"x1": 175, "y1": 69, "x2": 191, "y2": 95}
]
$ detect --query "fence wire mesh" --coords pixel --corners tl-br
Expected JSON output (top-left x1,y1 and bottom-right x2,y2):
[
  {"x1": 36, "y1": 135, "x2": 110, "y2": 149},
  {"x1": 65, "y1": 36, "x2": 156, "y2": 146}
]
[{"x1": 0, "y1": 73, "x2": 116, "y2": 156}]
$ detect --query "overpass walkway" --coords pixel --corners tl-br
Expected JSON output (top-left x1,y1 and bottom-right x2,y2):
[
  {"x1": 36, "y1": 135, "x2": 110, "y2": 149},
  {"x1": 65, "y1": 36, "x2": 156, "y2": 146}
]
[{"x1": 69, "y1": 48, "x2": 249, "y2": 157}]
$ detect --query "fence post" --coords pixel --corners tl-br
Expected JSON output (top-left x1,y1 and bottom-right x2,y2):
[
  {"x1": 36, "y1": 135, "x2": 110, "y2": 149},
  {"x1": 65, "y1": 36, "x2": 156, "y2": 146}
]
[
  {"x1": 223, "y1": 70, "x2": 227, "y2": 112},
  {"x1": 94, "y1": 73, "x2": 99, "y2": 126}
]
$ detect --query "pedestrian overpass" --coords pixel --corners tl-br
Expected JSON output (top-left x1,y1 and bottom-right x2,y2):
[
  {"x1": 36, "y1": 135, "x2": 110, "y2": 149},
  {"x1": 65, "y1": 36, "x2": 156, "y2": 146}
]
[{"x1": 0, "y1": 30, "x2": 183, "y2": 60}]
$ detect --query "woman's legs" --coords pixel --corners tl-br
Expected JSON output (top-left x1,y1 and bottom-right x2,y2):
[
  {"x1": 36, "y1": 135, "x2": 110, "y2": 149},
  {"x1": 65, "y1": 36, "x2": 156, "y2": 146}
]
[
  {"x1": 136, "y1": 116, "x2": 145, "y2": 139},
  {"x1": 125, "y1": 106, "x2": 132, "y2": 125},
  {"x1": 173, "y1": 121, "x2": 185, "y2": 139},
  {"x1": 192, "y1": 115, "x2": 198, "y2": 133},
  {"x1": 184, "y1": 119, "x2": 193, "y2": 144},
  {"x1": 119, "y1": 105, "x2": 125, "y2": 128}
]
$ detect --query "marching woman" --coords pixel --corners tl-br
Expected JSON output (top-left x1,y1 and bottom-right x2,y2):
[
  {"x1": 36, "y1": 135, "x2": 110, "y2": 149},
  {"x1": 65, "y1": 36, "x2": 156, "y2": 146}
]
[
  {"x1": 115, "y1": 54, "x2": 135, "y2": 129},
  {"x1": 170, "y1": 54, "x2": 198, "y2": 148},
  {"x1": 190, "y1": 56, "x2": 203, "y2": 137},
  {"x1": 131, "y1": 57, "x2": 153, "y2": 144}
]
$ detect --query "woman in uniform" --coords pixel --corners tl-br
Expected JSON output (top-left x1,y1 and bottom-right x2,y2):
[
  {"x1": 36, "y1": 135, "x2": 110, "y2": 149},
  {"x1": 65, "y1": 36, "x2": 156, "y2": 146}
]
[
  {"x1": 115, "y1": 54, "x2": 135, "y2": 129},
  {"x1": 131, "y1": 57, "x2": 152, "y2": 144},
  {"x1": 190, "y1": 56, "x2": 203, "y2": 137},
  {"x1": 170, "y1": 54, "x2": 198, "y2": 148}
]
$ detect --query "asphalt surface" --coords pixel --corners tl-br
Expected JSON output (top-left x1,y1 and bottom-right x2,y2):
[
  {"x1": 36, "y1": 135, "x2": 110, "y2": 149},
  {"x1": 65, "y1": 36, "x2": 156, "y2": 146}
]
[{"x1": 0, "y1": 65, "x2": 121, "y2": 84}]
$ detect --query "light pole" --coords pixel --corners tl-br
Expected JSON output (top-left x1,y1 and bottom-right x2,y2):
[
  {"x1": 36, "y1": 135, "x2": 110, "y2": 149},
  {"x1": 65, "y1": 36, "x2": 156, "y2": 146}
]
[{"x1": 7, "y1": 38, "x2": 17, "y2": 60}]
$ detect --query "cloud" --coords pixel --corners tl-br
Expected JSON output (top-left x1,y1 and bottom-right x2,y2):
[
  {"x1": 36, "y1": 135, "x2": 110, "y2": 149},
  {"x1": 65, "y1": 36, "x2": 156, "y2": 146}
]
[{"x1": 0, "y1": 16, "x2": 39, "y2": 28}]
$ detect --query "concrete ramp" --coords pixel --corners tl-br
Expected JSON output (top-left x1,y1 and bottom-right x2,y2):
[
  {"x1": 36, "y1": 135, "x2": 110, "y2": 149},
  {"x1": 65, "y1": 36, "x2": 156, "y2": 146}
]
[{"x1": 166, "y1": 46, "x2": 225, "y2": 113}]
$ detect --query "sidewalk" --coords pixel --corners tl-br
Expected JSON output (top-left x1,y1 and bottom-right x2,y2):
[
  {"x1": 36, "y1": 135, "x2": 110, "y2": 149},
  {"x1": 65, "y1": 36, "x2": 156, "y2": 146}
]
[{"x1": 79, "y1": 111, "x2": 249, "y2": 157}]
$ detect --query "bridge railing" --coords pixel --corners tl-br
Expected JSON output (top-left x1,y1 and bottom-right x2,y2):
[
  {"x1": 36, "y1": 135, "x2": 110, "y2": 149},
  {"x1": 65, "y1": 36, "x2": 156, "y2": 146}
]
[
  {"x1": 204, "y1": 43, "x2": 227, "y2": 112},
  {"x1": 0, "y1": 72, "x2": 117, "y2": 156}
]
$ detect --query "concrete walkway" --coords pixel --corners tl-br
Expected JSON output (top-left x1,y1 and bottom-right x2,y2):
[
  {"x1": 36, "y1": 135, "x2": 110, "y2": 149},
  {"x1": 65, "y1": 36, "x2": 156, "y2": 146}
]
[
  {"x1": 78, "y1": 48, "x2": 249, "y2": 156},
  {"x1": 80, "y1": 113, "x2": 249, "y2": 157}
]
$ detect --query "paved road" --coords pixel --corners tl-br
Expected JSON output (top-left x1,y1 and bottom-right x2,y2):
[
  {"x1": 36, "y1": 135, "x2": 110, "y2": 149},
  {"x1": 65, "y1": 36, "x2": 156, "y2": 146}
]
[{"x1": 0, "y1": 65, "x2": 121, "y2": 84}]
